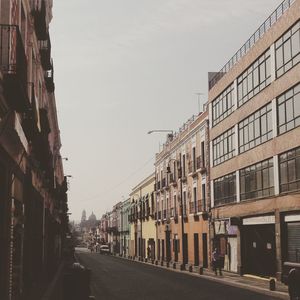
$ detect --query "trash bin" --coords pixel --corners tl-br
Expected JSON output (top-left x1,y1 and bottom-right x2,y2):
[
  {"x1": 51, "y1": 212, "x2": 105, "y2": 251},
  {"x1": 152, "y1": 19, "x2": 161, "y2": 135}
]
[
  {"x1": 287, "y1": 268, "x2": 300, "y2": 300},
  {"x1": 63, "y1": 263, "x2": 91, "y2": 300}
]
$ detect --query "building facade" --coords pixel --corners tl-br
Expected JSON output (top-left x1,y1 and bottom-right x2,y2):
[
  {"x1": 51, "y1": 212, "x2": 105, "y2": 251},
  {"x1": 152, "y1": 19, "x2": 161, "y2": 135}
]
[
  {"x1": 120, "y1": 198, "x2": 130, "y2": 256},
  {"x1": 208, "y1": 0, "x2": 300, "y2": 279},
  {"x1": 155, "y1": 112, "x2": 210, "y2": 268},
  {"x1": 129, "y1": 174, "x2": 156, "y2": 260},
  {"x1": 0, "y1": 1, "x2": 68, "y2": 299}
]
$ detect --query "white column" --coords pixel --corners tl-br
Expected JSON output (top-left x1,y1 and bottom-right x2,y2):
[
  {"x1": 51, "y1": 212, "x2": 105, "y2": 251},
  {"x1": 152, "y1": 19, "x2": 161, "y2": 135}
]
[
  {"x1": 272, "y1": 98, "x2": 278, "y2": 138},
  {"x1": 233, "y1": 78, "x2": 238, "y2": 110},
  {"x1": 270, "y1": 43, "x2": 276, "y2": 83},
  {"x1": 236, "y1": 170, "x2": 240, "y2": 203},
  {"x1": 210, "y1": 140, "x2": 213, "y2": 167},
  {"x1": 234, "y1": 124, "x2": 239, "y2": 156},
  {"x1": 273, "y1": 155, "x2": 280, "y2": 195}
]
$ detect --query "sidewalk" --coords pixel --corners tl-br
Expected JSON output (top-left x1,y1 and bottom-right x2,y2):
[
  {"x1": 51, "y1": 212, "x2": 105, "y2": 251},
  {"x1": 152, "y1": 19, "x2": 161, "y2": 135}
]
[{"x1": 116, "y1": 255, "x2": 289, "y2": 300}]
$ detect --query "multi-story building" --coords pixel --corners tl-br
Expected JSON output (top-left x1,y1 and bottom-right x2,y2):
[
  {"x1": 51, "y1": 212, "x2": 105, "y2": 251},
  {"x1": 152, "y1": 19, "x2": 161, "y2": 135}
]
[
  {"x1": 155, "y1": 112, "x2": 209, "y2": 268},
  {"x1": 120, "y1": 198, "x2": 130, "y2": 256},
  {"x1": 208, "y1": 0, "x2": 300, "y2": 279},
  {"x1": 99, "y1": 213, "x2": 109, "y2": 244},
  {"x1": 129, "y1": 173, "x2": 156, "y2": 260},
  {"x1": 0, "y1": 0, "x2": 68, "y2": 299},
  {"x1": 107, "y1": 202, "x2": 122, "y2": 254}
]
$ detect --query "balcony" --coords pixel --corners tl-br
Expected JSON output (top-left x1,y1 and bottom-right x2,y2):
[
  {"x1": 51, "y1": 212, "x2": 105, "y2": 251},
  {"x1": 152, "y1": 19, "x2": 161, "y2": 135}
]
[
  {"x1": 32, "y1": 0, "x2": 48, "y2": 40},
  {"x1": 162, "y1": 178, "x2": 166, "y2": 188},
  {"x1": 188, "y1": 160, "x2": 198, "y2": 177},
  {"x1": 196, "y1": 156, "x2": 206, "y2": 174},
  {"x1": 0, "y1": 25, "x2": 29, "y2": 112},
  {"x1": 189, "y1": 200, "x2": 202, "y2": 215},
  {"x1": 45, "y1": 61, "x2": 55, "y2": 93},
  {"x1": 158, "y1": 211, "x2": 162, "y2": 220},
  {"x1": 22, "y1": 83, "x2": 40, "y2": 142},
  {"x1": 38, "y1": 34, "x2": 52, "y2": 70},
  {"x1": 156, "y1": 181, "x2": 161, "y2": 191}
]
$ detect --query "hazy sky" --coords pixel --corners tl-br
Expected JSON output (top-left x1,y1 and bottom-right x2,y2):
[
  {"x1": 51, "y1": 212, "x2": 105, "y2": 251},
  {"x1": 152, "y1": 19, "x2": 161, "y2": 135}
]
[{"x1": 50, "y1": 0, "x2": 283, "y2": 221}]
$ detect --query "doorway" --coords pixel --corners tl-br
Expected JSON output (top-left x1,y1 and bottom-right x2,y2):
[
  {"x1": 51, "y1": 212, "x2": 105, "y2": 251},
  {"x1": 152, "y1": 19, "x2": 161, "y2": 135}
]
[
  {"x1": 194, "y1": 233, "x2": 199, "y2": 266},
  {"x1": 242, "y1": 224, "x2": 276, "y2": 277}
]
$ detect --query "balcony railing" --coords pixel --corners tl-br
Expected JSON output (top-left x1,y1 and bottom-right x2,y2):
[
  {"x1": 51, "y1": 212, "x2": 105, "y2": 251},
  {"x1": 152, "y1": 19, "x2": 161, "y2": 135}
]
[
  {"x1": 196, "y1": 156, "x2": 206, "y2": 172},
  {"x1": 189, "y1": 200, "x2": 202, "y2": 214},
  {"x1": 0, "y1": 25, "x2": 29, "y2": 111},
  {"x1": 38, "y1": 34, "x2": 52, "y2": 70},
  {"x1": 209, "y1": 0, "x2": 296, "y2": 90}
]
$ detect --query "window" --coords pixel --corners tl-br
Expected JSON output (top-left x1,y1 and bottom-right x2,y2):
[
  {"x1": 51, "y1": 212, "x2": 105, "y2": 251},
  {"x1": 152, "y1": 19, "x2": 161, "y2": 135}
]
[
  {"x1": 279, "y1": 146, "x2": 300, "y2": 193},
  {"x1": 213, "y1": 127, "x2": 235, "y2": 166},
  {"x1": 237, "y1": 50, "x2": 271, "y2": 106},
  {"x1": 238, "y1": 103, "x2": 273, "y2": 153},
  {"x1": 275, "y1": 21, "x2": 300, "y2": 78},
  {"x1": 240, "y1": 158, "x2": 274, "y2": 201},
  {"x1": 212, "y1": 84, "x2": 235, "y2": 126},
  {"x1": 214, "y1": 172, "x2": 236, "y2": 206},
  {"x1": 277, "y1": 83, "x2": 300, "y2": 135}
]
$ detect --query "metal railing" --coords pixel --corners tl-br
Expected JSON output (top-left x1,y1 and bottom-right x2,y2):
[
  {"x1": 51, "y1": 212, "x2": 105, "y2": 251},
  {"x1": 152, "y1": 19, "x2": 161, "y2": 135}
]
[
  {"x1": 208, "y1": 0, "x2": 296, "y2": 90},
  {"x1": 0, "y1": 24, "x2": 27, "y2": 84}
]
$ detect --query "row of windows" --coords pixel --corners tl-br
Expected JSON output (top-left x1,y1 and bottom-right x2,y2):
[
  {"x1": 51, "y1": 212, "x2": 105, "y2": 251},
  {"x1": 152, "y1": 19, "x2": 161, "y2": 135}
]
[
  {"x1": 279, "y1": 146, "x2": 300, "y2": 193},
  {"x1": 237, "y1": 50, "x2": 271, "y2": 106},
  {"x1": 212, "y1": 21, "x2": 300, "y2": 127},
  {"x1": 212, "y1": 84, "x2": 235, "y2": 126},
  {"x1": 212, "y1": 127, "x2": 235, "y2": 166},
  {"x1": 239, "y1": 103, "x2": 273, "y2": 153},
  {"x1": 214, "y1": 146, "x2": 300, "y2": 207},
  {"x1": 278, "y1": 83, "x2": 300, "y2": 134},
  {"x1": 214, "y1": 173, "x2": 236, "y2": 207},
  {"x1": 213, "y1": 82, "x2": 300, "y2": 165},
  {"x1": 276, "y1": 21, "x2": 300, "y2": 78},
  {"x1": 240, "y1": 158, "x2": 274, "y2": 201}
]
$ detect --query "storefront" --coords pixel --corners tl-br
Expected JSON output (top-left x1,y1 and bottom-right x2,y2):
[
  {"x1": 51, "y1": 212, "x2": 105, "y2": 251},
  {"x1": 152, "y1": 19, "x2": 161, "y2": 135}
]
[
  {"x1": 213, "y1": 219, "x2": 238, "y2": 273},
  {"x1": 282, "y1": 213, "x2": 300, "y2": 264},
  {"x1": 241, "y1": 215, "x2": 276, "y2": 277}
]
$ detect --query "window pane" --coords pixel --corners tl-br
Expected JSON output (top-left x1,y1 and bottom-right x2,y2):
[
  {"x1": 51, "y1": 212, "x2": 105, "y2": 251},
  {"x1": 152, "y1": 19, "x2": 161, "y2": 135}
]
[
  {"x1": 276, "y1": 48, "x2": 284, "y2": 68},
  {"x1": 291, "y1": 32, "x2": 300, "y2": 57},
  {"x1": 288, "y1": 159, "x2": 296, "y2": 182},
  {"x1": 294, "y1": 92, "x2": 300, "y2": 117},
  {"x1": 284, "y1": 40, "x2": 292, "y2": 62}
]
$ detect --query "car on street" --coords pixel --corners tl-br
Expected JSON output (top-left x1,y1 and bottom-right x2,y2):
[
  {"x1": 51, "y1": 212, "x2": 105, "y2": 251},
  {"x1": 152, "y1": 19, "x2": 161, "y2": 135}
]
[{"x1": 99, "y1": 245, "x2": 110, "y2": 255}]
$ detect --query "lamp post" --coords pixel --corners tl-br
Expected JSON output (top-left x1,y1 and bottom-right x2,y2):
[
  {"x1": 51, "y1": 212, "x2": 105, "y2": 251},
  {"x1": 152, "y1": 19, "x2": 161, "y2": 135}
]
[{"x1": 167, "y1": 159, "x2": 186, "y2": 270}]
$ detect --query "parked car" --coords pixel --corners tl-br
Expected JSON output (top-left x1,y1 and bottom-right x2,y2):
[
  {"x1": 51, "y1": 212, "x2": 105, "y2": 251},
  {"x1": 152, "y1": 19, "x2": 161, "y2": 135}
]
[{"x1": 99, "y1": 245, "x2": 110, "y2": 255}]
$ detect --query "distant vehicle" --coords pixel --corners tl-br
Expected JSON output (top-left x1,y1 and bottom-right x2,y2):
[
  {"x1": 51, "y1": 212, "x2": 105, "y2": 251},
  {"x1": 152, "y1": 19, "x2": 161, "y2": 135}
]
[{"x1": 99, "y1": 245, "x2": 110, "y2": 255}]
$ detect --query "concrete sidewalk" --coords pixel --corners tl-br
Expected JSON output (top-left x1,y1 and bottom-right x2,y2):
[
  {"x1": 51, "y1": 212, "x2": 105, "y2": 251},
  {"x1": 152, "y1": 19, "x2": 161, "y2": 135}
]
[{"x1": 116, "y1": 255, "x2": 289, "y2": 300}]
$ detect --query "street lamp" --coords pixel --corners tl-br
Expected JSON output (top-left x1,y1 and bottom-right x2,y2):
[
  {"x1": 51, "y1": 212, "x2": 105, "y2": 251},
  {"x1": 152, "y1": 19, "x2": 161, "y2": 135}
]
[{"x1": 166, "y1": 158, "x2": 186, "y2": 270}]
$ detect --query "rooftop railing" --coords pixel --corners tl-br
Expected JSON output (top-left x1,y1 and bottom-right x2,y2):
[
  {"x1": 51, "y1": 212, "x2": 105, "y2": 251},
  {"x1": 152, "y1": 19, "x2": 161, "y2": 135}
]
[{"x1": 208, "y1": 0, "x2": 296, "y2": 90}]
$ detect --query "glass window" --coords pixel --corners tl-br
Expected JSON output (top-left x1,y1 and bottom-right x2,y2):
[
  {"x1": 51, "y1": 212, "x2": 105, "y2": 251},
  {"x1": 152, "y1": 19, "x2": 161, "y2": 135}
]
[
  {"x1": 238, "y1": 103, "x2": 272, "y2": 153},
  {"x1": 212, "y1": 84, "x2": 235, "y2": 126},
  {"x1": 240, "y1": 158, "x2": 274, "y2": 201},
  {"x1": 214, "y1": 172, "x2": 236, "y2": 206},
  {"x1": 213, "y1": 127, "x2": 235, "y2": 166},
  {"x1": 277, "y1": 83, "x2": 300, "y2": 135},
  {"x1": 275, "y1": 21, "x2": 300, "y2": 77},
  {"x1": 279, "y1": 146, "x2": 300, "y2": 193},
  {"x1": 237, "y1": 50, "x2": 271, "y2": 106}
]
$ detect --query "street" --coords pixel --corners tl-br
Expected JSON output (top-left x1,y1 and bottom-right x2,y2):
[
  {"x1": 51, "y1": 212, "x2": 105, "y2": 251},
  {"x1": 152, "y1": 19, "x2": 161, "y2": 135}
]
[{"x1": 76, "y1": 250, "x2": 279, "y2": 300}]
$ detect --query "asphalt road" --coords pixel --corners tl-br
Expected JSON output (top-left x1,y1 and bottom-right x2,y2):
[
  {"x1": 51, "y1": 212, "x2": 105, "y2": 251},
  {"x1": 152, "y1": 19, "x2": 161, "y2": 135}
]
[{"x1": 76, "y1": 250, "x2": 279, "y2": 300}]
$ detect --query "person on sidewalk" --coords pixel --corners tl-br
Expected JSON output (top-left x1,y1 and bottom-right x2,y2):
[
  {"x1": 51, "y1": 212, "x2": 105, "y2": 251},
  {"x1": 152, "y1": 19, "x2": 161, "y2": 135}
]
[{"x1": 212, "y1": 248, "x2": 223, "y2": 276}]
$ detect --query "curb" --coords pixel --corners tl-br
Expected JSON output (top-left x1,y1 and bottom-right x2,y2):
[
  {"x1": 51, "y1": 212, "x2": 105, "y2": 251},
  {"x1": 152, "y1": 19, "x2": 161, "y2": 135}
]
[{"x1": 113, "y1": 255, "x2": 289, "y2": 300}]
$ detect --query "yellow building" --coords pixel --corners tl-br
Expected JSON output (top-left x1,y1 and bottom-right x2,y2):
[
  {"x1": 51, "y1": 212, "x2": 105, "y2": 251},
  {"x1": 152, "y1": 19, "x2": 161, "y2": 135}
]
[{"x1": 129, "y1": 173, "x2": 156, "y2": 260}]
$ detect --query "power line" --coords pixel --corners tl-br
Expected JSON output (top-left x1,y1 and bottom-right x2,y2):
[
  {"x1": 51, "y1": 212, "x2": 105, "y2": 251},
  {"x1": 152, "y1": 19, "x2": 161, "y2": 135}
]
[{"x1": 79, "y1": 155, "x2": 155, "y2": 204}]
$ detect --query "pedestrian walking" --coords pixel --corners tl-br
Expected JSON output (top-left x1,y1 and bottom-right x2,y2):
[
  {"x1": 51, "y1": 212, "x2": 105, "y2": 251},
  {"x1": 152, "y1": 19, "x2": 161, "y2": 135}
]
[{"x1": 212, "y1": 248, "x2": 223, "y2": 276}]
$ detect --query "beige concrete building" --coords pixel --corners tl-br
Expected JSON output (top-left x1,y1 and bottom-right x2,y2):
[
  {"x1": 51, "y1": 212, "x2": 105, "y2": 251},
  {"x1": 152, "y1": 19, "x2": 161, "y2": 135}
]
[
  {"x1": 129, "y1": 173, "x2": 156, "y2": 260},
  {"x1": 208, "y1": 0, "x2": 300, "y2": 279},
  {"x1": 155, "y1": 112, "x2": 210, "y2": 268}
]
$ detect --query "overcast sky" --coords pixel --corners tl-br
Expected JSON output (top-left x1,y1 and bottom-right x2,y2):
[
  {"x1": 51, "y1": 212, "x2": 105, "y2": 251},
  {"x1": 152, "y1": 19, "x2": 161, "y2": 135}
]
[{"x1": 50, "y1": 0, "x2": 283, "y2": 221}]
